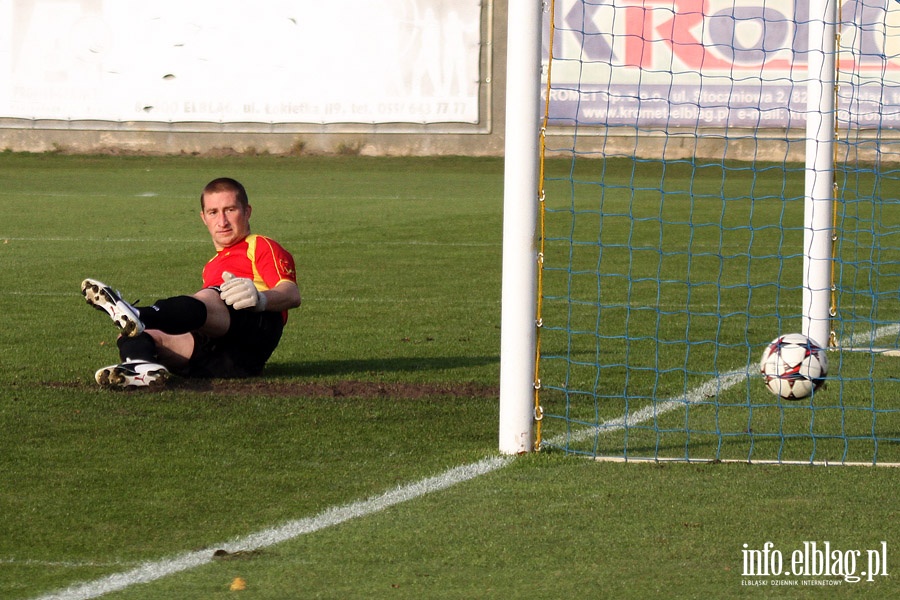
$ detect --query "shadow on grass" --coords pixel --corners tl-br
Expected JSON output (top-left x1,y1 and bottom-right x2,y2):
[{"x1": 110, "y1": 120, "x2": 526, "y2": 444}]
[
  {"x1": 46, "y1": 356, "x2": 501, "y2": 399},
  {"x1": 153, "y1": 355, "x2": 502, "y2": 399}
]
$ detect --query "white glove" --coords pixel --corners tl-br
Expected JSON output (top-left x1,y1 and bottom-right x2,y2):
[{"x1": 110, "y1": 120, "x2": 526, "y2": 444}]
[{"x1": 220, "y1": 271, "x2": 268, "y2": 312}]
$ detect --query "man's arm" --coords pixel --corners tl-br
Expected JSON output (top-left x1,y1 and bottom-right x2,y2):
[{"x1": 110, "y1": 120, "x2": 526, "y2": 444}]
[{"x1": 260, "y1": 280, "x2": 302, "y2": 312}]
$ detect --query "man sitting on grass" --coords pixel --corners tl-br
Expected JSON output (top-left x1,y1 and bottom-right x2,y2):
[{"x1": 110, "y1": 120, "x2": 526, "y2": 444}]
[{"x1": 82, "y1": 177, "x2": 301, "y2": 388}]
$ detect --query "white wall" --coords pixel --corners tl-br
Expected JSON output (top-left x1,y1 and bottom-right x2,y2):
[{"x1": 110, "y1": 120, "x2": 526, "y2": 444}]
[{"x1": 0, "y1": 0, "x2": 481, "y2": 124}]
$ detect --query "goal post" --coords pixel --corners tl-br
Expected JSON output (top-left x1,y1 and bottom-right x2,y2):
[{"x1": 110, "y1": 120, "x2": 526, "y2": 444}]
[
  {"x1": 498, "y1": 0, "x2": 543, "y2": 455},
  {"x1": 500, "y1": 0, "x2": 900, "y2": 464},
  {"x1": 802, "y1": 0, "x2": 837, "y2": 350}
]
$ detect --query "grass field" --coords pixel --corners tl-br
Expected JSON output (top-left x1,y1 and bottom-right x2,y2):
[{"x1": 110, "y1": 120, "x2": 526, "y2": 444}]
[{"x1": 1, "y1": 153, "x2": 898, "y2": 598}]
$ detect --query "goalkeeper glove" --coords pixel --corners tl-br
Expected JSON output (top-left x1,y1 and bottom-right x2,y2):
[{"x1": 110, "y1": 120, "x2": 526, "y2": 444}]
[{"x1": 220, "y1": 272, "x2": 268, "y2": 312}]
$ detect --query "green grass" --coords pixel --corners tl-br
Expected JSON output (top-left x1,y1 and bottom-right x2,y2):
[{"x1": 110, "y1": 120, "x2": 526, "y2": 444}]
[{"x1": 1, "y1": 154, "x2": 898, "y2": 599}]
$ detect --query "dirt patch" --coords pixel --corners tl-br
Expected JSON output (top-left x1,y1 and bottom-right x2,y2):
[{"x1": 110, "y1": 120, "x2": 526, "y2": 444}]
[
  {"x1": 47, "y1": 378, "x2": 499, "y2": 400},
  {"x1": 169, "y1": 378, "x2": 499, "y2": 399}
]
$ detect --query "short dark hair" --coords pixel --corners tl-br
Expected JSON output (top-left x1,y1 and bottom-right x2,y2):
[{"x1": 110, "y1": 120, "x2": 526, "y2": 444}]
[{"x1": 201, "y1": 178, "x2": 249, "y2": 210}]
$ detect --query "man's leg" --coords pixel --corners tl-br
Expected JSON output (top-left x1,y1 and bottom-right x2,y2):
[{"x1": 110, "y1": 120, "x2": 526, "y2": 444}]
[
  {"x1": 150, "y1": 297, "x2": 283, "y2": 379},
  {"x1": 83, "y1": 278, "x2": 210, "y2": 338},
  {"x1": 138, "y1": 295, "x2": 209, "y2": 334},
  {"x1": 85, "y1": 279, "x2": 232, "y2": 386},
  {"x1": 121, "y1": 288, "x2": 232, "y2": 369},
  {"x1": 192, "y1": 288, "x2": 232, "y2": 337}
]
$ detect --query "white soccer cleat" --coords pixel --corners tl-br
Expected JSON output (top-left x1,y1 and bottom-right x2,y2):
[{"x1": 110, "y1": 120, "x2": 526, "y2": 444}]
[
  {"x1": 95, "y1": 360, "x2": 169, "y2": 389},
  {"x1": 82, "y1": 278, "x2": 144, "y2": 337}
]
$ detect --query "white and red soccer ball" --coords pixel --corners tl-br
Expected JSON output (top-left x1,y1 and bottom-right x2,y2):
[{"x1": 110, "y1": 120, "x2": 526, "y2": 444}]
[{"x1": 759, "y1": 333, "x2": 828, "y2": 400}]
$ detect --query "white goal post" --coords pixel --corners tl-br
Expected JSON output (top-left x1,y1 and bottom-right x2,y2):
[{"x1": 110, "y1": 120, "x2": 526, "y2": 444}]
[
  {"x1": 803, "y1": 0, "x2": 837, "y2": 350},
  {"x1": 498, "y1": 0, "x2": 542, "y2": 455}
]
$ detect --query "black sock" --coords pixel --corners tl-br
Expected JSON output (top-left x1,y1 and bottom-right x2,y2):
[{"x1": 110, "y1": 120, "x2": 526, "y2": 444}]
[
  {"x1": 137, "y1": 296, "x2": 208, "y2": 335},
  {"x1": 118, "y1": 332, "x2": 159, "y2": 363}
]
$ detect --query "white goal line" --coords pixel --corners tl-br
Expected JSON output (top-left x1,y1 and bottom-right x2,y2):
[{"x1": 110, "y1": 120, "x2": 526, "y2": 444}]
[
  {"x1": 590, "y1": 456, "x2": 900, "y2": 468},
  {"x1": 836, "y1": 323, "x2": 900, "y2": 357}
]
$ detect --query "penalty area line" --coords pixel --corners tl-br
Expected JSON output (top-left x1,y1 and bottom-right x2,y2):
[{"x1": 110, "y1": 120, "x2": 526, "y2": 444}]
[{"x1": 32, "y1": 456, "x2": 511, "y2": 600}]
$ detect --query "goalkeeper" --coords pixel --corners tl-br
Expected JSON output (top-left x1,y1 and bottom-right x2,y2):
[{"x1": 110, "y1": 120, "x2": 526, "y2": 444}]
[{"x1": 82, "y1": 177, "x2": 302, "y2": 388}]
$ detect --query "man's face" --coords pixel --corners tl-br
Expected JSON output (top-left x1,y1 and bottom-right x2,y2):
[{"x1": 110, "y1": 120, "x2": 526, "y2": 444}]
[{"x1": 200, "y1": 190, "x2": 252, "y2": 250}]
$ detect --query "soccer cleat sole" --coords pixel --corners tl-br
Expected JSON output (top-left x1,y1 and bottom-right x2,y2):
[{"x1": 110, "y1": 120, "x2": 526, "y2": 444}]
[
  {"x1": 81, "y1": 279, "x2": 143, "y2": 337},
  {"x1": 95, "y1": 364, "x2": 169, "y2": 389}
]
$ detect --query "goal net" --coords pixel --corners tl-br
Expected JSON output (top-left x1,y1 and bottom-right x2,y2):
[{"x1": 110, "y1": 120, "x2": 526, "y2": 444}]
[{"x1": 534, "y1": 0, "x2": 900, "y2": 464}]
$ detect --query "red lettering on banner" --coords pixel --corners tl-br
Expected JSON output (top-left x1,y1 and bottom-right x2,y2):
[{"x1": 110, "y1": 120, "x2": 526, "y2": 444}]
[
  {"x1": 658, "y1": 0, "x2": 732, "y2": 70},
  {"x1": 557, "y1": 0, "x2": 900, "y2": 73}
]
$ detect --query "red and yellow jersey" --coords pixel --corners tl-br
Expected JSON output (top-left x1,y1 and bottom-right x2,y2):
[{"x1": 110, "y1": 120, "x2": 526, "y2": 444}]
[{"x1": 202, "y1": 234, "x2": 297, "y2": 319}]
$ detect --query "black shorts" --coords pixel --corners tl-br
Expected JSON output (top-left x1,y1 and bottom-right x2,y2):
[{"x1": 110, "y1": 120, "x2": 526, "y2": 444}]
[{"x1": 182, "y1": 307, "x2": 285, "y2": 378}]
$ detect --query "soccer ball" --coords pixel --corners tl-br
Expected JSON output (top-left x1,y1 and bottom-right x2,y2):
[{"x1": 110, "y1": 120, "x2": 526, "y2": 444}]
[{"x1": 759, "y1": 333, "x2": 828, "y2": 400}]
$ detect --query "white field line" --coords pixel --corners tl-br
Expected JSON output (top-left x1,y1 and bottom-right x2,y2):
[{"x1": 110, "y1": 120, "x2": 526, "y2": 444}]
[
  {"x1": 548, "y1": 323, "x2": 900, "y2": 447},
  {"x1": 0, "y1": 192, "x2": 409, "y2": 201},
  {"x1": 27, "y1": 325, "x2": 900, "y2": 599},
  {"x1": 0, "y1": 237, "x2": 206, "y2": 244},
  {"x1": 0, "y1": 236, "x2": 497, "y2": 247},
  {"x1": 31, "y1": 456, "x2": 511, "y2": 600},
  {"x1": 0, "y1": 559, "x2": 139, "y2": 568}
]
